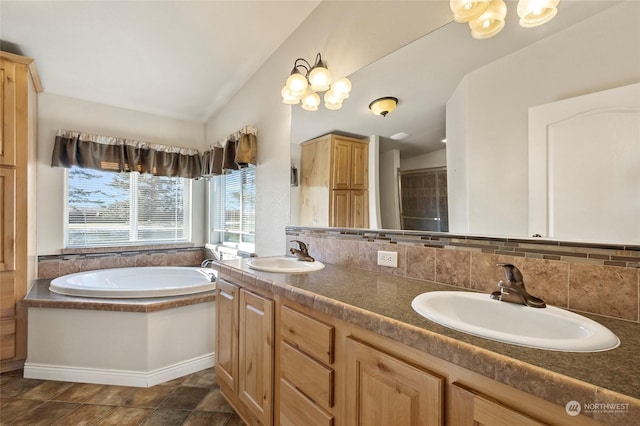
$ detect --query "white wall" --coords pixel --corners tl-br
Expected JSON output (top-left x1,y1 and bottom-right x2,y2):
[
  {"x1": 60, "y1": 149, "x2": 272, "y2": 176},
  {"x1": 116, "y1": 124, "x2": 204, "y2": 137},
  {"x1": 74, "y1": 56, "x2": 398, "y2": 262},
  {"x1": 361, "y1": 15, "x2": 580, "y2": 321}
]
[
  {"x1": 379, "y1": 148, "x2": 401, "y2": 230},
  {"x1": 446, "y1": 80, "x2": 469, "y2": 234},
  {"x1": 37, "y1": 92, "x2": 207, "y2": 255},
  {"x1": 400, "y1": 148, "x2": 446, "y2": 171},
  {"x1": 446, "y1": 2, "x2": 640, "y2": 237},
  {"x1": 368, "y1": 135, "x2": 381, "y2": 229}
]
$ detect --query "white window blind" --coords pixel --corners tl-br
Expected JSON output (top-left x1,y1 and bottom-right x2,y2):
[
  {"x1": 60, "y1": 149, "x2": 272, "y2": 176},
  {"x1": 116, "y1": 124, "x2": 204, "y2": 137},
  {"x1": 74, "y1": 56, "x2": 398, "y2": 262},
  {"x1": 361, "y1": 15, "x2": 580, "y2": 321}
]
[
  {"x1": 211, "y1": 167, "x2": 256, "y2": 251},
  {"x1": 65, "y1": 167, "x2": 191, "y2": 247}
]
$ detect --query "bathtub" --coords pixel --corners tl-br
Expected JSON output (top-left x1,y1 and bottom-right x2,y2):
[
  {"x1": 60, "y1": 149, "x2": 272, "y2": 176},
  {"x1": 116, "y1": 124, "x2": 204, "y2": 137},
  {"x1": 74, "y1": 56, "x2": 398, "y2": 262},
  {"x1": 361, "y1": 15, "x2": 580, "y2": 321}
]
[
  {"x1": 25, "y1": 266, "x2": 217, "y2": 387},
  {"x1": 50, "y1": 266, "x2": 216, "y2": 298}
]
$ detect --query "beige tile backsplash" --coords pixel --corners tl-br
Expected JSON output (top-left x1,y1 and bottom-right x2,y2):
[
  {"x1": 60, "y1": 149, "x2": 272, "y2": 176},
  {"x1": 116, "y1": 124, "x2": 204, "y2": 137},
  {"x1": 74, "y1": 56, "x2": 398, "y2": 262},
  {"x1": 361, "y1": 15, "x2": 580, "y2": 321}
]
[
  {"x1": 287, "y1": 227, "x2": 640, "y2": 323},
  {"x1": 37, "y1": 248, "x2": 207, "y2": 280}
]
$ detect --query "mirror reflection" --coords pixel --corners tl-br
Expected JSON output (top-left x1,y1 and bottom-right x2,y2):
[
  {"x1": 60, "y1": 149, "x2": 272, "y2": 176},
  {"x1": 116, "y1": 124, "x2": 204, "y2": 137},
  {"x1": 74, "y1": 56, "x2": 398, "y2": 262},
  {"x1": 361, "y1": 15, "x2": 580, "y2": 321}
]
[{"x1": 290, "y1": 1, "x2": 640, "y2": 244}]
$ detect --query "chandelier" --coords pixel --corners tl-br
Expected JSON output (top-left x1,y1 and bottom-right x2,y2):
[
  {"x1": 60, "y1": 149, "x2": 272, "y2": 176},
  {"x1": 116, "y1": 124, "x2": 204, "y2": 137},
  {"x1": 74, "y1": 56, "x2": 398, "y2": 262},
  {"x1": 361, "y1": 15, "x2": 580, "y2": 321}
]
[
  {"x1": 450, "y1": 0, "x2": 560, "y2": 39},
  {"x1": 281, "y1": 53, "x2": 352, "y2": 111}
]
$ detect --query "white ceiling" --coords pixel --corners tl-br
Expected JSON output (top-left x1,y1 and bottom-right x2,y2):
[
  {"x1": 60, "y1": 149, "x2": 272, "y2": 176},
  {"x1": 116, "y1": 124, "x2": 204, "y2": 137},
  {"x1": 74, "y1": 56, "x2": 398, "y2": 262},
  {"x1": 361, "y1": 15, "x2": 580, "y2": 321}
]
[{"x1": 0, "y1": 0, "x2": 320, "y2": 122}]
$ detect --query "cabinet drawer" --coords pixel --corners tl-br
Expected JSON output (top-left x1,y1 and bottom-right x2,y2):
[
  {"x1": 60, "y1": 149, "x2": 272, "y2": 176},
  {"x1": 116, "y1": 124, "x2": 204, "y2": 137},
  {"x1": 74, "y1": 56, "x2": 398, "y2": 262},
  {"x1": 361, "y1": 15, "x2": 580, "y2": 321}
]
[
  {"x1": 281, "y1": 305, "x2": 334, "y2": 364},
  {"x1": 281, "y1": 341, "x2": 334, "y2": 409},
  {"x1": 280, "y1": 378, "x2": 334, "y2": 426}
]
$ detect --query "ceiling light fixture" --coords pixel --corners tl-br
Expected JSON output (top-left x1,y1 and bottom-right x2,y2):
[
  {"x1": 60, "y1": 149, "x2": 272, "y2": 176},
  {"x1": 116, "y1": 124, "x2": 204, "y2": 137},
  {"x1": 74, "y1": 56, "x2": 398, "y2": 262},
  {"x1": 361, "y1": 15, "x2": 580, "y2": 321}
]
[
  {"x1": 450, "y1": 0, "x2": 560, "y2": 39},
  {"x1": 281, "y1": 53, "x2": 351, "y2": 111},
  {"x1": 391, "y1": 132, "x2": 410, "y2": 140},
  {"x1": 369, "y1": 97, "x2": 398, "y2": 117}
]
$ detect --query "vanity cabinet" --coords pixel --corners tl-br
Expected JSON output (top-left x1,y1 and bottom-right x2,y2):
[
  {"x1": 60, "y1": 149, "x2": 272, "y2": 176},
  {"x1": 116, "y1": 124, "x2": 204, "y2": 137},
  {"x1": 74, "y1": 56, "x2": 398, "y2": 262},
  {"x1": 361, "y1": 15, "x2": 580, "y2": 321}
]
[
  {"x1": 300, "y1": 134, "x2": 369, "y2": 228},
  {"x1": 215, "y1": 279, "x2": 274, "y2": 425},
  {"x1": 450, "y1": 382, "x2": 547, "y2": 426},
  {"x1": 217, "y1": 269, "x2": 605, "y2": 426},
  {"x1": 0, "y1": 52, "x2": 40, "y2": 372},
  {"x1": 345, "y1": 338, "x2": 444, "y2": 426},
  {"x1": 278, "y1": 304, "x2": 337, "y2": 426}
]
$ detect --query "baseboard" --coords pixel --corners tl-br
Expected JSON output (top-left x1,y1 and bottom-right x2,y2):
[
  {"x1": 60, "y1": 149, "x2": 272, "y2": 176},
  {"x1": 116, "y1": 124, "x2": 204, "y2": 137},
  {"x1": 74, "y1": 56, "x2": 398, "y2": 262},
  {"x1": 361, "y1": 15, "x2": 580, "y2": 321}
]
[{"x1": 23, "y1": 353, "x2": 215, "y2": 387}]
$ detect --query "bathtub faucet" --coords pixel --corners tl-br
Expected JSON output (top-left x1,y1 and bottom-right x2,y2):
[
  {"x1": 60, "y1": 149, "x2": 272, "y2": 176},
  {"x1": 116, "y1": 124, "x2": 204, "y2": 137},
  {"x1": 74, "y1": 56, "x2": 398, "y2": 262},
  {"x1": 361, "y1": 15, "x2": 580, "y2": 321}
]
[
  {"x1": 199, "y1": 258, "x2": 218, "y2": 282},
  {"x1": 201, "y1": 251, "x2": 223, "y2": 269},
  {"x1": 289, "y1": 240, "x2": 315, "y2": 262}
]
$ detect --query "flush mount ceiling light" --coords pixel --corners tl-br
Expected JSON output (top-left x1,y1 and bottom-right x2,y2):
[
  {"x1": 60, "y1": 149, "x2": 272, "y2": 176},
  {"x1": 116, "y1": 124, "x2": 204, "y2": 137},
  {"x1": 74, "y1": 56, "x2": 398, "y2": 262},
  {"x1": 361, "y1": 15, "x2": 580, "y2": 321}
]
[
  {"x1": 369, "y1": 97, "x2": 398, "y2": 117},
  {"x1": 450, "y1": 0, "x2": 560, "y2": 39},
  {"x1": 281, "y1": 53, "x2": 351, "y2": 111}
]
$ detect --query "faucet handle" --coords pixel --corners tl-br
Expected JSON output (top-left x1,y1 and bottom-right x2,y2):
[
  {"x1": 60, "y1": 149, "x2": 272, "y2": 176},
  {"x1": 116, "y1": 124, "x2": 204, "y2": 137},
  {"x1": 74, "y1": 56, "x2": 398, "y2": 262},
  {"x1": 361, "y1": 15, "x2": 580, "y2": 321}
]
[
  {"x1": 497, "y1": 263, "x2": 523, "y2": 283},
  {"x1": 290, "y1": 240, "x2": 308, "y2": 252}
]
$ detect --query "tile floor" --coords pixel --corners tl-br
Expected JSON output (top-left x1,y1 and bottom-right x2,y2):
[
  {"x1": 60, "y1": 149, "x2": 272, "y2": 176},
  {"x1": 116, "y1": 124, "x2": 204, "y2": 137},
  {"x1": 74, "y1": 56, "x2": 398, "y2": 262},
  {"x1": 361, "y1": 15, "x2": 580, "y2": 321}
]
[{"x1": 0, "y1": 368, "x2": 244, "y2": 425}]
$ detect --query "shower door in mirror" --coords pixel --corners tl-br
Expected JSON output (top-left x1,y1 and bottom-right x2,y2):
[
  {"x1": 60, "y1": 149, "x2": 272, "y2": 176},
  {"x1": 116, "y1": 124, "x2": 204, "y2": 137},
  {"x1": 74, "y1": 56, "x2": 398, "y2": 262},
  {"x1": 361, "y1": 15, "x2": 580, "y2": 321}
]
[{"x1": 398, "y1": 168, "x2": 448, "y2": 232}]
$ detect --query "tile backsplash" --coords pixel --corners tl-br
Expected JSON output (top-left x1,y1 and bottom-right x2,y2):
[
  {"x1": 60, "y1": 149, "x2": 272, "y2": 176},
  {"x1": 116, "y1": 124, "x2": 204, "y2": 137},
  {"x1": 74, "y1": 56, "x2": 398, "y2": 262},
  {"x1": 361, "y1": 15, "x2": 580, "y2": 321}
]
[
  {"x1": 286, "y1": 226, "x2": 640, "y2": 323},
  {"x1": 37, "y1": 246, "x2": 207, "y2": 279}
]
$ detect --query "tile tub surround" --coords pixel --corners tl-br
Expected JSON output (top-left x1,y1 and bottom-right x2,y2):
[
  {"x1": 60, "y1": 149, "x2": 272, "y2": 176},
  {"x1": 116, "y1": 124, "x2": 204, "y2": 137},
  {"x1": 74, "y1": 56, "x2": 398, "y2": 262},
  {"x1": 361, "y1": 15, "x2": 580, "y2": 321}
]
[
  {"x1": 37, "y1": 246, "x2": 207, "y2": 280},
  {"x1": 215, "y1": 259, "x2": 640, "y2": 425},
  {"x1": 286, "y1": 226, "x2": 640, "y2": 323}
]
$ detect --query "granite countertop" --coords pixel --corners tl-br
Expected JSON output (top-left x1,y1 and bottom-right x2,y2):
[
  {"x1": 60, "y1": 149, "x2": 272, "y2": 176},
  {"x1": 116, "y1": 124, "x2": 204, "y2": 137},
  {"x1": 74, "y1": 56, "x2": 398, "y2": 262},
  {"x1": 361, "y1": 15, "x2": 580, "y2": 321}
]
[
  {"x1": 216, "y1": 258, "x2": 640, "y2": 412},
  {"x1": 23, "y1": 279, "x2": 216, "y2": 313}
]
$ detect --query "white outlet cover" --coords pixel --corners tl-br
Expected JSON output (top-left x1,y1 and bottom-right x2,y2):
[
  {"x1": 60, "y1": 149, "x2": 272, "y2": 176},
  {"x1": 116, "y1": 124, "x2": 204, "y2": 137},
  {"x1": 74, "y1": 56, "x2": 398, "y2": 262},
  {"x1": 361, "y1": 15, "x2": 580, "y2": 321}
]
[{"x1": 377, "y1": 250, "x2": 398, "y2": 268}]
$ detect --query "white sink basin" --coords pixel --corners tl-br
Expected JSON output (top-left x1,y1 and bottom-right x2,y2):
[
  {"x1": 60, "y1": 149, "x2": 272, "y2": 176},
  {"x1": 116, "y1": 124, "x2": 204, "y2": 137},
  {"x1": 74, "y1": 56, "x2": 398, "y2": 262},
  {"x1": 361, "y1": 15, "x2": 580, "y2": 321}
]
[
  {"x1": 411, "y1": 291, "x2": 620, "y2": 352},
  {"x1": 247, "y1": 256, "x2": 325, "y2": 273}
]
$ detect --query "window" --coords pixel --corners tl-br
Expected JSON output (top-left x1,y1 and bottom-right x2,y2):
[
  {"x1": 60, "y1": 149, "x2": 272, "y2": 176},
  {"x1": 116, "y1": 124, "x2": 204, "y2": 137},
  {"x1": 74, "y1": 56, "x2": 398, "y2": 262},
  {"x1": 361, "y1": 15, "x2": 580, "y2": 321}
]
[
  {"x1": 210, "y1": 167, "x2": 256, "y2": 252},
  {"x1": 65, "y1": 167, "x2": 191, "y2": 248}
]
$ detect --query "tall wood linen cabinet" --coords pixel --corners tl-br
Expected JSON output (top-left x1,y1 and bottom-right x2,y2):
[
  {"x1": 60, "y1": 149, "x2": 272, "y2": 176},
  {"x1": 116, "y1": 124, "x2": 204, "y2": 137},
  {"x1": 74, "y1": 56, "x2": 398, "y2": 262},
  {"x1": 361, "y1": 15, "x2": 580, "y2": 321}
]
[
  {"x1": 0, "y1": 52, "x2": 41, "y2": 372},
  {"x1": 300, "y1": 134, "x2": 369, "y2": 228}
]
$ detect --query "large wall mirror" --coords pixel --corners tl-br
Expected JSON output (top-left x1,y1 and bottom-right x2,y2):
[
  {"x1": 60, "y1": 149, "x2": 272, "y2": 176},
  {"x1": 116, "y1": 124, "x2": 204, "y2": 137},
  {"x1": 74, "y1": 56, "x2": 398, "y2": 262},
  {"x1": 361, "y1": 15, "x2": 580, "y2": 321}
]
[{"x1": 290, "y1": 1, "x2": 640, "y2": 245}]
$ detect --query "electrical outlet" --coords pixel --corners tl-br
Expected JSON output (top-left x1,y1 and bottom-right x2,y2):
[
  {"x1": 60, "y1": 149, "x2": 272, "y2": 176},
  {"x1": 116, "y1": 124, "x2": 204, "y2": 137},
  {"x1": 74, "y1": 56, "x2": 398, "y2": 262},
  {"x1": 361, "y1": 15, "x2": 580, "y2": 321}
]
[{"x1": 377, "y1": 250, "x2": 398, "y2": 268}]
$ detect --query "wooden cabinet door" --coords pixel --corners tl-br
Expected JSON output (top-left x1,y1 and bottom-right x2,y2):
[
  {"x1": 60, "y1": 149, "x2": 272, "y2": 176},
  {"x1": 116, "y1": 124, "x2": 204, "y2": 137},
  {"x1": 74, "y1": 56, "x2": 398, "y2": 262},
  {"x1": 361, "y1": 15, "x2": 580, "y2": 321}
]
[
  {"x1": 350, "y1": 142, "x2": 368, "y2": 190},
  {"x1": 239, "y1": 289, "x2": 274, "y2": 425},
  {"x1": 350, "y1": 190, "x2": 369, "y2": 229},
  {"x1": 345, "y1": 338, "x2": 443, "y2": 426},
  {"x1": 215, "y1": 280, "x2": 239, "y2": 392},
  {"x1": 0, "y1": 60, "x2": 16, "y2": 167},
  {"x1": 330, "y1": 190, "x2": 350, "y2": 227},
  {"x1": 331, "y1": 139, "x2": 352, "y2": 190},
  {"x1": 0, "y1": 168, "x2": 15, "y2": 272},
  {"x1": 450, "y1": 382, "x2": 546, "y2": 426}
]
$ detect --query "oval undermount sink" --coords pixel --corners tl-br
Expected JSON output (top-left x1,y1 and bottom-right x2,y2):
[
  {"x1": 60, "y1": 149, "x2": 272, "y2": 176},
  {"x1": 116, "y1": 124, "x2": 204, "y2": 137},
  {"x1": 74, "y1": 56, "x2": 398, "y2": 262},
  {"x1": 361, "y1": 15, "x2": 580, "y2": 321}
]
[
  {"x1": 411, "y1": 291, "x2": 620, "y2": 352},
  {"x1": 247, "y1": 256, "x2": 325, "y2": 273}
]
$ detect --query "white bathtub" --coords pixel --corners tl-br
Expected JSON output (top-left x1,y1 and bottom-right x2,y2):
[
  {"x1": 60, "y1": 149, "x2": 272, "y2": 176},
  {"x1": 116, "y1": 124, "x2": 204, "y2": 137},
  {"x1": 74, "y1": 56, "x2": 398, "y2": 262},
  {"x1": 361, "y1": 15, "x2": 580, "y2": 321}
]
[{"x1": 50, "y1": 266, "x2": 216, "y2": 298}]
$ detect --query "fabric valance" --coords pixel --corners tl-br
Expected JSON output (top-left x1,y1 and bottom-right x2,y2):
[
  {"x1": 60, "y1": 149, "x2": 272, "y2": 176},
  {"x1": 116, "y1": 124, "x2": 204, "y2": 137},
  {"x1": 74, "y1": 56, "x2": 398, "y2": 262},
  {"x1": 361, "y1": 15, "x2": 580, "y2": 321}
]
[
  {"x1": 51, "y1": 129, "x2": 203, "y2": 179},
  {"x1": 201, "y1": 126, "x2": 257, "y2": 178}
]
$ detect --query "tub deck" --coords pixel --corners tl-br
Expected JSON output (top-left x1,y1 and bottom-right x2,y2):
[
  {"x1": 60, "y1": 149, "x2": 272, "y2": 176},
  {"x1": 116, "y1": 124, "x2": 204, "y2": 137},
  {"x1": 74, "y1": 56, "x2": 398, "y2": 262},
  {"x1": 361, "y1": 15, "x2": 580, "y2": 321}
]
[{"x1": 24, "y1": 279, "x2": 215, "y2": 312}]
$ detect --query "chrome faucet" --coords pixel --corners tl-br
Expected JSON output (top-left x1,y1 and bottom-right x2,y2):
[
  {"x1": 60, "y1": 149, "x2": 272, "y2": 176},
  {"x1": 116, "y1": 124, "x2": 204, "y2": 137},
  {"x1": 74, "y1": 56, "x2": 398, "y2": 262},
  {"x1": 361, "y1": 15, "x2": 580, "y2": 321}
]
[
  {"x1": 201, "y1": 250, "x2": 222, "y2": 269},
  {"x1": 490, "y1": 263, "x2": 546, "y2": 308},
  {"x1": 289, "y1": 240, "x2": 315, "y2": 262}
]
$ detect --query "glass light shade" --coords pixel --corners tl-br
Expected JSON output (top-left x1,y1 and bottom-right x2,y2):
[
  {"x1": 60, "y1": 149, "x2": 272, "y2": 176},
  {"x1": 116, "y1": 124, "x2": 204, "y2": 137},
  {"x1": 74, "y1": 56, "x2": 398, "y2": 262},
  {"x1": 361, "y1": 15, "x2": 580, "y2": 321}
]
[
  {"x1": 469, "y1": 0, "x2": 507, "y2": 39},
  {"x1": 324, "y1": 91, "x2": 343, "y2": 110},
  {"x1": 309, "y1": 66, "x2": 332, "y2": 92},
  {"x1": 450, "y1": 0, "x2": 491, "y2": 23},
  {"x1": 331, "y1": 77, "x2": 352, "y2": 99},
  {"x1": 281, "y1": 86, "x2": 300, "y2": 105},
  {"x1": 369, "y1": 97, "x2": 398, "y2": 117},
  {"x1": 517, "y1": 0, "x2": 559, "y2": 28},
  {"x1": 301, "y1": 90, "x2": 321, "y2": 111},
  {"x1": 285, "y1": 72, "x2": 308, "y2": 97}
]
